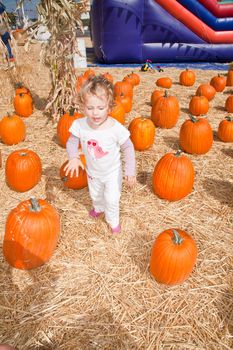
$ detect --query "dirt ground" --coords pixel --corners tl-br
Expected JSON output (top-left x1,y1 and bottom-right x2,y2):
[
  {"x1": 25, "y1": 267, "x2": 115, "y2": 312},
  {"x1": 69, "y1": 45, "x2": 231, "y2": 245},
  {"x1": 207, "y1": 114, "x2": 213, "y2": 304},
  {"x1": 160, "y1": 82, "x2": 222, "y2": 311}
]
[{"x1": 0, "y1": 40, "x2": 232, "y2": 350}]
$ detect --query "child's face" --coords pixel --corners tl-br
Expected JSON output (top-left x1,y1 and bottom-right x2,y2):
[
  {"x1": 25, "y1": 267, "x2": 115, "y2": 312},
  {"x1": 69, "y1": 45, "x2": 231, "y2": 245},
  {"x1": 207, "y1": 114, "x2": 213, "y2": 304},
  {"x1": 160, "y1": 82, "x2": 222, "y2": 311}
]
[{"x1": 83, "y1": 92, "x2": 109, "y2": 126}]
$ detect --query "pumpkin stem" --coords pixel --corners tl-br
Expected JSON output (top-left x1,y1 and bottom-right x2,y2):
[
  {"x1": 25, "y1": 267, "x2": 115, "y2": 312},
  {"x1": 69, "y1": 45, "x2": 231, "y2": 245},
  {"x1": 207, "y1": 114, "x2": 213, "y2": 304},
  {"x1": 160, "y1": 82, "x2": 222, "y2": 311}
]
[
  {"x1": 225, "y1": 116, "x2": 232, "y2": 122},
  {"x1": 69, "y1": 107, "x2": 75, "y2": 116},
  {"x1": 174, "y1": 150, "x2": 182, "y2": 157},
  {"x1": 189, "y1": 115, "x2": 198, "y2": 123},
  {"x1": 172, "y1": 229, "x2": 183, "y2": 245},
  {"x1": 164, "y1": 90, "x2": 168, "y2": 98},
  {"x1": 29, "y1": 198, "x2": 41, "y2": 212},
  {"x1": 61, "y1": 176, "x2": 68, "y2": 182}
]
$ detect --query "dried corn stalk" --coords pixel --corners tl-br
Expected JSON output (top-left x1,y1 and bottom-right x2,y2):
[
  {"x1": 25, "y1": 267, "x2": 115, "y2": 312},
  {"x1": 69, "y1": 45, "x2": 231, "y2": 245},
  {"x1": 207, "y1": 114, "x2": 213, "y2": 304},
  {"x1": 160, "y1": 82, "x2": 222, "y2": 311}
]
[{"x1": 17, "y1": 0, "x2": 88, "y2": 121}]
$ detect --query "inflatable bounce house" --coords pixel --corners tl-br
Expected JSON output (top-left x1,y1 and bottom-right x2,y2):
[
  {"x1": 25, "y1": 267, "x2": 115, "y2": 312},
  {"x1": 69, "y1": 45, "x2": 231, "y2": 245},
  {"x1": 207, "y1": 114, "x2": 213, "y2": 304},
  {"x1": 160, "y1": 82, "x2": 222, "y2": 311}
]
[{"x1": 90, "y1": 0, "x2": 233, "y2": 63}]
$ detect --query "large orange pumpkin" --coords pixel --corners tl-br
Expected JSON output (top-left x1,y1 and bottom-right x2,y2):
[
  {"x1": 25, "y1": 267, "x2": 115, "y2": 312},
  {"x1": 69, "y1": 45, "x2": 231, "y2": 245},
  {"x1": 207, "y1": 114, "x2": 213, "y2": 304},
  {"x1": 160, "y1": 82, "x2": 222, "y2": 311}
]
[
  {"x1": 225, "y1": 95, "x2": 233, "y2": 113},
  {"x1": 60, "y1": 155, "x2": 87, "y2": 190},
  {"x1": 0, "y1": 113, "x2": 26, "y2": 145},
  {"x1": 196, "y1": 84, "x2": 216, "y2": 101},
  {"x1": 189, "y1": 95, "x2": 209, "y2": 116},
  {"x1": 129, "y1": 117, "x2": 155, "y2": 151},
  {"x1": 13, "y1": 93, "x2": 33, "y2": 117},
  {"x1": 3, "y1": 198, "x2": 60, "y2": 270},
  {"x1": 210, "y1": 74, "x2": 226, "y2": 92},
  {"x1": 179, "y1": 68, "x2": 196, "y2": 86},
  {"x1": 5, "y1": 149, "x2": 42, "y2": 192},
  {"x1": 150, "y1": 228, "x2": 197, "y2": 285},
  {"x1": 217, "y1": 116, "x2": 233, "y2": 142},
  {"x1": 152, "y1": 150, "x2": 195, "y2": 201},
  {"x1": 179, "y1": 115, "x2": 213, "y2": 154},
  {"x1": 151, "y1": 91, "x2": 180, "y2": 128},
  {"x1": 156, "y1": 77, "x2": 172, "y2": 89},
  {"x1": 109, "y1": 100, "x2": 126, "y2": 125},
  {"x1": 57, "y1": 108, "x2": 83, "y2": 147}
]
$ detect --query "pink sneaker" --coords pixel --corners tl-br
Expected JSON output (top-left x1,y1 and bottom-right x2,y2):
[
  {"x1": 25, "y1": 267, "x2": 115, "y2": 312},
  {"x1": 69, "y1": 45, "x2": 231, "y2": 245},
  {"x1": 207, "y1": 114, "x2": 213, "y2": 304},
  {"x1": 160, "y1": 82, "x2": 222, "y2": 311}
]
[
  {"x1": 89, "y1": 209, "x2": 103, "y2": 218},
  {"x1": 111, "y1": 224, "x2": 121, "y2": 234}
]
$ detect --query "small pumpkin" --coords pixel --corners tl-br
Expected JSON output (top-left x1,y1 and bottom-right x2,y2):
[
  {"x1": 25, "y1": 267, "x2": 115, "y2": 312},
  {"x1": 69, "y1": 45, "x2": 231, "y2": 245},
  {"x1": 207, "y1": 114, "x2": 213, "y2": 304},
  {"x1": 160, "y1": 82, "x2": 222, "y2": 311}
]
[
  {"x1": 151, "y1": 91, "x2": 180, "y2": 128},
  {"x1": 226, "y1": 69, "x2": 233, "y2": 86},
  {"x1": 114, "y1": 81, "x2": 133, "y2": 99},
  {"x1": 115, "y1": 93, "x2": 132, "y2": 113},
  {"x1": 179, "y1": 68, "x2": 196, "y2": 86},
  {"x1": 57, "y1": 108, "x2": 83, "y2": 147},
  {"x1": 196, "y1": 84, "x2": 216, "y2": 101},
  {"x1": 179, "y1": 115, "x2": 213, "y2": 154},
  {"x1": 189, "y1": 95, "x2": 209, "y2": 116},
  {"x1": 150, "y1": 89, "x2": 164, "y2": 106},
  {"x1": 129, "y1": 117, "x2": 155, "y2": 151},
  {"x1": 83, "y1": 68, "x2": 96, "y2": 79},
  {"x1": 156, "y1": 77, "x2": 172, "y2": 89},
  {"x1": 109, "y1": 100, "x2": 126, "y2": 125},
  {"x1": 76, "y1": 74, "x2": 88, "y2": 92},
  {"x1": 0, "y1": 113, "x2": 26, "y2": 145},
  {"x1": 15, "y1": 82, "x2": 31, "y2": 96},
  {"x1": 13, "y1": 93, "x2": 33, "y2": 118},
  {"x1": 210, "y1": 74, "x2": 226, "y2": 92},
  {"x1": 3, "y1": 198, "x2": 60, "y2": 270},
  {"x1": 217, "y1": 116, "x2": 233, "y2": 142},
  {"x1": 60, "y1": 155, "x2": 87, "y2": 190},
  {"x1": 129, "y1": 71, "x2": 140, "y2": 86},
  {"x1": 152, "y1": 150, "x2": 195, "y2": 201},
  {"x1": 102, "y1": 72, "x2": 113, "y2": 83},
  {"x1": 225, "y1": 95, "x2": 233, "y2": 113},
  {"x1": 150, "y1": 228, "x2": 197, "y2": 285},
  {"x1": 5, "y1": 149, "x2": 42, "y2": 192}
]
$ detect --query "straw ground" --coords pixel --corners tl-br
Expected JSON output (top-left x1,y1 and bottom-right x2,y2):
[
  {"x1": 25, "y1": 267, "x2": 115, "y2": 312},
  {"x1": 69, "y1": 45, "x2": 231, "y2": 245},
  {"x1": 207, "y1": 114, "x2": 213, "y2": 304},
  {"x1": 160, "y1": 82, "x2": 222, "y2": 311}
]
[{"x1": 0, "y1": 42, "x2": 232, "y2": 350}]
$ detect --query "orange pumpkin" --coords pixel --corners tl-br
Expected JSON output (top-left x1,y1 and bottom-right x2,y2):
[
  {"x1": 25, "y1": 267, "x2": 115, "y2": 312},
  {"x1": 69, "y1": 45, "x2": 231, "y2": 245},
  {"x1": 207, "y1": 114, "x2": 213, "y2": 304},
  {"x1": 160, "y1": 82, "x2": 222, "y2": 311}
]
[
  {"x1": 115, "y1": 93, "x2": 132, "y2": 113},
  {"x1": 217, "y1": 116, "x2": 233, "y2": 142},
  {"x1": 123, "y1": 74, "x2": 135, "y2": 87},
  {"x1": 210, "y1": 74, "x2": 226, "y2": 92},
  {"x1": 179, "y1": 115, "x2": 213, "y2": 154},
  {"x1": 13, "y1": 93, "x2": 33, "y2": 117},
  {"x1": 189, "y1": 95, "x2": 209, "y2": 116},
  {"x1": 76, "y1": 74, "x2": 88, "y2": 92},
  {"x1": 3, "y1": 198, "x2": 60, "y2": 270},
  {"x1": 102, "y1": 72, "x2": 113, "y2": 83},
  {"x1": 83, "y1": 68, "x2": 96, "y2": 79},
  {"x1": 196, "y1": 84, "x2": 216, "y2": 101},
  {"x1": 226, "y1": 69, "x2": 233, "y2": 86},
  {"x1": 5, "y1": 149, "x2": 42, "y2": 192},
  {"x1": 179, "y1": 68, "x2": 196, "y2": 86},
  {"x1": 152, "y1": 150, "x2": 195, "y2": 201},
  {"x1": 57, "y1": 108, "x2": 83, "y2": 147},
  {"x1": 151, "y1": 91, "x2": 180, "y2": 128},
  {"x1": 0, "y1": 113, "x2": 26, "y2": 145},
  {"x1": 109, "y1": 100, "x2": 126, "y2": 125},
  {"x1": 114, "y1": 81, "x2": 133, "y2": 98},
  {"x1": 225, "y1": 95, "x2": 233, "y2": 113},
  {"x1": 129, "y1": 71, "x2": 140, "y2": 86},
  {"x1": 15, "y1": 83, "x2": 31, "y2": 96},
  {"x1": 60, "y1": 155, "x2": 87, "y2": 190},
  {"x1": 150, "y1": 89, "x2": 164, "y2": 106},
  {"x1": 129, "y1": 117, "x2": 155, "y2": 151},
  {"x1": 150, "y1": 228, "x2": 197, "y2": 285},
  {"x1": 156, "y1": 77, "x2": 172, "y2": 89}
]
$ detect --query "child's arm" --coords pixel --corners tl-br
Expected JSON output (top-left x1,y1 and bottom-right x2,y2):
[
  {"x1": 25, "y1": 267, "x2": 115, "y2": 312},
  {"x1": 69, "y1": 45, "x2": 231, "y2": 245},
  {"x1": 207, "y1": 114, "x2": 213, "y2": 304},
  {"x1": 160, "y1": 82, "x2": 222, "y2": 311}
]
[
  {"x1": 64, "y1": 134, "x2": 84, "y2": 177},
  {"x1": 120, "y1": 138, "x2": 136, "y2": 187}
]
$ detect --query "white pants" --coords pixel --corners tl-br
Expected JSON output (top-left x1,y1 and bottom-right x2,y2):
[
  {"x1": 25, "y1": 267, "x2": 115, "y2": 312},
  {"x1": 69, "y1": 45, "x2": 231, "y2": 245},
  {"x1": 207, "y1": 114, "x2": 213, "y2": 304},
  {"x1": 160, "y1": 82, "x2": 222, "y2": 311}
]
[{"x1": 87, "y1": 168, "x2": 122, "y2": 228}]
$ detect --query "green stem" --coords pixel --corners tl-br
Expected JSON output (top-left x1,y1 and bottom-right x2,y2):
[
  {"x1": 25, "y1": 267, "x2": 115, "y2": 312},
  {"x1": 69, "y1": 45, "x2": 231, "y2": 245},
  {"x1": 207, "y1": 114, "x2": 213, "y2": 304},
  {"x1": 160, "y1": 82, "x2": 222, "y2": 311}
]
[
  {"x1": 174, "y1": 150, "x2": 182, "y2": 157},
  {"x1": 189, "y1": 115, "x2": 198, "y2": 123},
  {"x1": 172, "y1": 229, "x2": 183, "y2": 245},
  {"x1": 29, "y1": 198, "x2": 41, "y2": 212},
  {"x1": 225, "y1": 116, "x2": 232, "y2": 122}
]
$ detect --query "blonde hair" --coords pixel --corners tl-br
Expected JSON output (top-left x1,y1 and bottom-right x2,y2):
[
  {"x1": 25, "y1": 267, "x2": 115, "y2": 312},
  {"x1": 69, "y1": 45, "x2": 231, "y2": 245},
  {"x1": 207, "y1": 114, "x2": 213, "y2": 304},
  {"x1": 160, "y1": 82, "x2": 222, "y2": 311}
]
[{"x1": 79, "y1": 75, "x2": 114, "y2": 111}]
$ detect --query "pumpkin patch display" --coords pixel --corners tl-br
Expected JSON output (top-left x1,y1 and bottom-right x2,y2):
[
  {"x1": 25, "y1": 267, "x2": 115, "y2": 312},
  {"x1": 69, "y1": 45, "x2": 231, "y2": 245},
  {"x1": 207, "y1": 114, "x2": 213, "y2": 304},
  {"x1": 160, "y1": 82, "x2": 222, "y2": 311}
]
[
  {"x1": 210, "y1": 74, "x2": 226, "y2": 92},
  {"x1": 195, "y1": 84, "x2": 216, "y2": 101},
  {"x1": 109, "y1": 100, "x2": 126, "y2": 125},
  {"x1": 13, "y1": 92, "x2": 33, "y2": 118},
  {"x1": 179, "y1": 68, "x2": 196, "y2": 86},
  {"x1": 3, "y1": 198, "x2": 60, "y2": 270},
  {"x1": 150, "y1": 228, "x2": 197, "y2": 285},
  {"x1": 189, "y1": 95, "x2": 209, "y2": 116},
  {"x1": 225, "y1": 95, "x2": 233, "y2": 113},
  {"x1": 151, "y1": 91, "x2": 180, "y2": 128},
  {"x1": 152, "y1": 150, "x2": 195, "y2": 201},
  {"x1": 129, "y1": 117, "x2": 155, "y2": 151},
  {"x1": 0, "y1": 113, "x2": 26, "y2": 145},
  {"x1": 156, "y1": 77, "x2": 172, "y2": 89},
  {"x1": 57, "y1": 108, "x2": 83, "y2": 147},
  {"x1": 60, "y1": 155, "x2": 87, "y2": 190},
  {"x1": 179, "y1": 115, "x2": 213, "y2": 154},
  {"x1": 5, "y1": 149, "x2": 42, "y2": 192},
  {"x1": 217, "y1": 116, "x2": 233, "y2": 142}
]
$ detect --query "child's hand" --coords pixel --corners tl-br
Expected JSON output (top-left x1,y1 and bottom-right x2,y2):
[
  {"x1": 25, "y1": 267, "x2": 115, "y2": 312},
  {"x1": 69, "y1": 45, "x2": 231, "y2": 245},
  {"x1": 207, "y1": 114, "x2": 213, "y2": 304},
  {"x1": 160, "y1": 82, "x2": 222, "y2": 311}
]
[
  {"x1": 125, "y1": 175, "x2": 136, "y2": 188},
  {"x1": 64, "y1": 158, "x2": 84, "y2": 177}
]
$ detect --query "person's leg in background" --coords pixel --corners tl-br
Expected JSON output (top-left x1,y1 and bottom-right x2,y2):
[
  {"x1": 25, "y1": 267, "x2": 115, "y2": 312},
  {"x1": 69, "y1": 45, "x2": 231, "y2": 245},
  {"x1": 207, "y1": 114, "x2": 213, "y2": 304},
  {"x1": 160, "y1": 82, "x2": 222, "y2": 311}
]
[{"x1": 1, "y1": 31, "x2": 15, "y2": 62}]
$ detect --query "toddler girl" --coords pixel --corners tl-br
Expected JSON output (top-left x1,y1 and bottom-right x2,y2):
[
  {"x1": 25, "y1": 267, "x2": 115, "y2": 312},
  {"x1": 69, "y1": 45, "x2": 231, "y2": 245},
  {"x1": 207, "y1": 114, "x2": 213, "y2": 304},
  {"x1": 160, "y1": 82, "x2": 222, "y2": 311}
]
[{"x1": 64, "y1": 75, "x2": 136, "y2": 233}]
